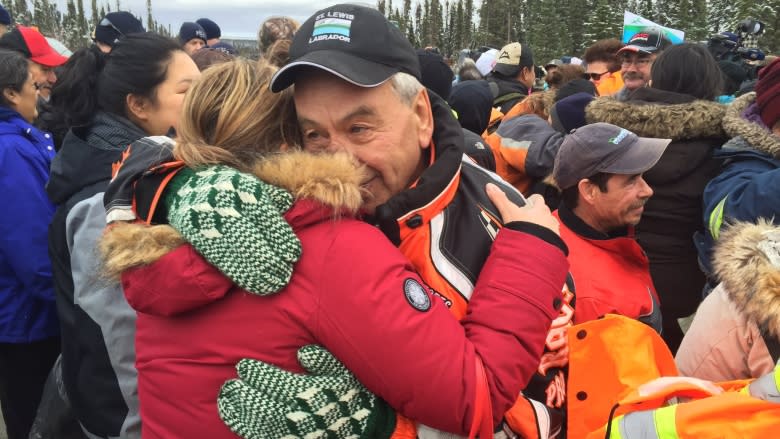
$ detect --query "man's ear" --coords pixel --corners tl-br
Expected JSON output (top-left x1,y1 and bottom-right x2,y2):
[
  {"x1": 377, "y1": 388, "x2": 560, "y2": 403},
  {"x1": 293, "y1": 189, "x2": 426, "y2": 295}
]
[
  {"x1": 412, "y1": 87, "x2": 434, "y2": 150},
  {"x1": 577, "y1": 179, "x2": 597, "y2": 206},
  {"x1": 126, "y1": 94, "x2": 151, "y2": 123}
]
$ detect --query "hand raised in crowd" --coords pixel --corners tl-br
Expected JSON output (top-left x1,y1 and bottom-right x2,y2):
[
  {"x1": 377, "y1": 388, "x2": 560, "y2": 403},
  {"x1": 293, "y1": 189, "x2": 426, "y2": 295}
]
[{"x1": 486, "y1": 184, "x2": 560, "y2": 236}]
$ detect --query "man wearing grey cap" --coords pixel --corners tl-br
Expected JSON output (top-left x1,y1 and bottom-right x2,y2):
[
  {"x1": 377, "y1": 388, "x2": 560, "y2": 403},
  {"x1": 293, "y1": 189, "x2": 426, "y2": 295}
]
[{"x1": 552, "y1": 122, "x2": 670, "y2": 332}]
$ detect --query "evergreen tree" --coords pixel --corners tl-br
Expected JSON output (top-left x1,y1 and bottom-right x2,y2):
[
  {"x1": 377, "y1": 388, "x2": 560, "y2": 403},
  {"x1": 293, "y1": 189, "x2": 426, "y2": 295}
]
[
  {"x1": 147, "y1": 0, "x2": 154, "y2": 31},
  {"x1": 76, "y1": 0, "x2": 88, "y2": 44},
  {"x1": 63, "y1": 0, "x2": 81, "y2": 49},
  {"x1": 13, "y1": 0, "x2": 33, "y2": 25},
  {"x1": 90, "y1": 0, "x2": 98, "y2": 27}
]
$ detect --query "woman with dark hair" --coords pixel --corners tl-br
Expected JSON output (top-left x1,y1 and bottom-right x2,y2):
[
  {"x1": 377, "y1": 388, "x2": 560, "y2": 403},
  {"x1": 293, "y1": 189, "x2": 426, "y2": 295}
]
[
  {"x1": 44, "y1": 33, "x2": 200, "y2": 438},
  {"x1": 0, "y1": 48, "x2": 60, "y2": 439},
  {"x1": 586, "y1": 42, "x2": 727, "y2": 352}
]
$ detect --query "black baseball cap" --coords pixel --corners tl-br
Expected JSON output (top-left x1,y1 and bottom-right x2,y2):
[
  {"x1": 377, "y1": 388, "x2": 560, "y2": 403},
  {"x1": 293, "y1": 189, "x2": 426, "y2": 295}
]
[
  {"x1": 618, "y1": 29, "x2": 671, "y2": 55},
  {"x1": 270, "y1": 4, "x2": 420, "y2": 92},
  {"x1": 553, "y1": 123, "x2": 670, "y2": 189}
]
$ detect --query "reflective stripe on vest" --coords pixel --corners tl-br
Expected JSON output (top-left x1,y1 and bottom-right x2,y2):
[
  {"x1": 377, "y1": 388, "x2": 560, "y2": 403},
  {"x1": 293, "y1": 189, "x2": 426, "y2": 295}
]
[
  {"x1": 708, "y1": 196, "x2": 728, "y2": 240},
  {"x1": 747, "y1": 363, "x2": 780, "y2": 403},
  {"x1": 609, "y1": 405, "x2": 680, "y2": 439}
]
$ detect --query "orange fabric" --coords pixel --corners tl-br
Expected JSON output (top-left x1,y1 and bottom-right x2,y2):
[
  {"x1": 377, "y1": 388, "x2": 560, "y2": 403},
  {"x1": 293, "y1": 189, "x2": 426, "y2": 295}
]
[
  {"x1": 503, "y1": 397, "x2": 542, "y2": 439},
  {"x1": 586, "y1": 376, "x2": 780, "y2": 438},
  {"x1": 595, "y1": 71, "x2": 624, "y2": 97},
  {"x1": 501, "y1": 96, "x2": 547, "y2": 122},
  {"x1": 397, "y1": 169, "x2": 469, "y2": 318},
  {"x1": 554, "y1": 211, "x2": 659, "y2": 326},
  {"x1": 483, "y1": 130, "x2": 532, "y2": 195},
  {"x1": 567, "y1": 315, "x2": 678, "y2": 439},
  {"x1": 389, "y1": 414, "x2": 417, "y2": 439}
]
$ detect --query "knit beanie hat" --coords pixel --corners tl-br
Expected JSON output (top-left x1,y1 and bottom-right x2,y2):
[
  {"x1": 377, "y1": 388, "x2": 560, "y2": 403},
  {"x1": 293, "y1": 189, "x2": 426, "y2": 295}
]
[
  {"x1": 196, "y1": 18, "x2": 221, "y2": 40},
  {"x1": 0, "y1": 5, "x2": 11, "y2": 25},
  {"x1": 164, "y1": 165, "x2": 302, "y2": 295},
  {"x1": 550, "y1": 92, "x2": 595, "y2": 134},
  {"x1": 417, "y1": 49, "x2": 454, "y2": 99},
  {"x1": 555, "y1": 78, "x2": 597, "y2": 103},
  {"x1": 755, "y1": 57, "x2": 780, "y2": 129},
  {"x1": 179, "y1": 22, "x2": 207, "y2": 45},
  {"x1": 94, "y1": 11, "x2": 145, "y2": 47},
  {"x1": 448, "y1": 79, "x2": 493, "y2": 134}
]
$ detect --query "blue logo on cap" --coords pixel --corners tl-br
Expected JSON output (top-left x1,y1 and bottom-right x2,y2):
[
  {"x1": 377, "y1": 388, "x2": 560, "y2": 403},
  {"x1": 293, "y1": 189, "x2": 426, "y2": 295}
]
[{"x1": 609, "y1": 129, "x2": 631, "y2": 145}]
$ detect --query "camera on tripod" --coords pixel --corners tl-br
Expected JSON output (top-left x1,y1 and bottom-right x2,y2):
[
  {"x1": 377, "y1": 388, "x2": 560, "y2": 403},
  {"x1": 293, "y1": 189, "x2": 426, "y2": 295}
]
[{"x1": 706, "y1": 18, "x2": 766, "y2": 79}]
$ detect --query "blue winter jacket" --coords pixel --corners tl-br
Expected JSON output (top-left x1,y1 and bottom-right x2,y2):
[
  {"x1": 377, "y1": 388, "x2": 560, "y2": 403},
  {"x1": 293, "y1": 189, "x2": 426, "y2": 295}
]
[
  {"x1": 0, "y1": 105, "x2": 59, "y2": 342},
  {"x1": 697, "y1": 93, "x2": 780, "y2": 280}
]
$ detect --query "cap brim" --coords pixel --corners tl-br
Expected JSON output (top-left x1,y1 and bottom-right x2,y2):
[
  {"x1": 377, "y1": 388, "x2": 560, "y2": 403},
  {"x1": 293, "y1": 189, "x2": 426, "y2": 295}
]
[
  {"x1": 270, "y1": 50, "x2": 400, "y2": 92},
  {"x1": 602, "y1": 136, "x2": 671, "y2": 175},
  {"x1": 31, "y1": 51, "x2": 68, "y2": 67},
  {"x1": 492, "y1": 63, "x2": 520, "y2": 77},
  {"x1": 618, "y1": 45, "x2": 656, "y2": 55}
]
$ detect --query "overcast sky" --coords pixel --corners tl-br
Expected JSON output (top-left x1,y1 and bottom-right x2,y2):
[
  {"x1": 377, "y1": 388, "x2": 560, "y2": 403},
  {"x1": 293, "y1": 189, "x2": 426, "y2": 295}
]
[{"x1": 52, "y1": 0, "x2": 386, "y2": 39}]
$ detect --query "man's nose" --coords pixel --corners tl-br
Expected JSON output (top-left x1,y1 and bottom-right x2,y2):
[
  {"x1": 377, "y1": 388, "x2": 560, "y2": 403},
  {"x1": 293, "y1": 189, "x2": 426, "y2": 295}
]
[
  {"x1": 638, "y1": 176, "x2": 653, "y2": 197},
  {"x1": 46, "y1": 71, "x2": 57, "y2": 84}
]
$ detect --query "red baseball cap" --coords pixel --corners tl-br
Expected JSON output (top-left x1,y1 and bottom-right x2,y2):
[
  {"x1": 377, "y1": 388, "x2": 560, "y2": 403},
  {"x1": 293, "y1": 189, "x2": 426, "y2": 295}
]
[{"x1": 0, "y1": 25, "x2": 68, "y2": 67}]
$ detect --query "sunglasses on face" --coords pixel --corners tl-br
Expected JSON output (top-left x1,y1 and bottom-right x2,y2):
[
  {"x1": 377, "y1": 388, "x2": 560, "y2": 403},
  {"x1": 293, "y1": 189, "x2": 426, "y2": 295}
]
[{"x1": 584, "y1": 71, "x2": 608, "y2": 81}]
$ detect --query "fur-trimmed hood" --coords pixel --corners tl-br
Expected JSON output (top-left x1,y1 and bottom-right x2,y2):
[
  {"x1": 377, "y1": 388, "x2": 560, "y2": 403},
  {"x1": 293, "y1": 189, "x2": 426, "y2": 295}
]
[
  {"x1": 721, "y1": 92, "x2": 780, "y2": 158},
  {"x1": 100, "y1": 151, "x2": 366, "y2": 277},
  {"x1": 585, "y1": 88, "x2": 726, "y2": 141},
  {"x1": 714, "y1": 220, "x2": 780, "y2": 339}
]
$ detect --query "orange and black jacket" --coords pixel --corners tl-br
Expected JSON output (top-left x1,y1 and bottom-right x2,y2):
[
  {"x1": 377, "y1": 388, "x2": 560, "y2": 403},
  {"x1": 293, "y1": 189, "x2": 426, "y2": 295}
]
[{"x1": 375, "y1": 93, "x2": 575, "y2": 438}]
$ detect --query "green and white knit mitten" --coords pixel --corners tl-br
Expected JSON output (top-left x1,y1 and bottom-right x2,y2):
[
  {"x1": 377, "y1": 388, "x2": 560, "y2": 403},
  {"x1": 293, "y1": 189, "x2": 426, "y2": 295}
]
[
  {"x1": 218, "y1": 345, "x2": 396, "y2": 439},
  {"x1": 165, "y1": 165, "x2": 302, "y2": 295}
]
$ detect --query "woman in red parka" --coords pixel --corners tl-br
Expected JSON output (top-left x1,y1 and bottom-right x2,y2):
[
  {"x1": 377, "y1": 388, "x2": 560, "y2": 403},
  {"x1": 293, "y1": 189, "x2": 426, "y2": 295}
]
[{"x1": 98, "y1": 58, "x2": 569, "y2": 439}]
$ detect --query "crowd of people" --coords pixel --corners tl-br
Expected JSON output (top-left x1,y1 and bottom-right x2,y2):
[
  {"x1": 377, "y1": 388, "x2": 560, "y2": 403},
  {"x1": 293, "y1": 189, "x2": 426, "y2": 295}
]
[{"x1": 0, "y1": 2, "x2": 778, "y2": 439}]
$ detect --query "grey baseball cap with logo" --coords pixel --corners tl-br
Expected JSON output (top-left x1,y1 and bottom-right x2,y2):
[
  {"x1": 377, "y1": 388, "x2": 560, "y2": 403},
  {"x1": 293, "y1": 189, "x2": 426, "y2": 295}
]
[{"x1": 553, "y1": 122, "x2": 671, "y2": 189}]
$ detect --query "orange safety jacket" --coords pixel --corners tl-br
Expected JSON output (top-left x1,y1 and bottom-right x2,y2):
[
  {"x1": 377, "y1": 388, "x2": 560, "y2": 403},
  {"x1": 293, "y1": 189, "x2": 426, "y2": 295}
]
[{"x1": 588, "y1": 365, "x2": 780, "y2": 438}]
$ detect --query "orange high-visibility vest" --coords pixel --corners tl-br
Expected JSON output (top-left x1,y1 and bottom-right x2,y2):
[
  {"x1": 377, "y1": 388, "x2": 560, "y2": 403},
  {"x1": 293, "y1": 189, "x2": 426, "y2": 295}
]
[
  {"x1": 588, "y1": 365, "x2": 780, "y2": 438},
  {"x1": 566, "y1": 315, "x2": 679, "y2": 439}
]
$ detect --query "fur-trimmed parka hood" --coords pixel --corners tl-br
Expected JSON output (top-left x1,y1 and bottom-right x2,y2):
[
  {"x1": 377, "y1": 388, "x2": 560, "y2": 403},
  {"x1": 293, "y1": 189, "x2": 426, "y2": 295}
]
[
  {"x1": 100, "y1": 151, "x2": 366, "y2": 277},
  {"x1": 721, "y1": 92, "x2": 780, "y2": 158},
  {"x1": 714, "y1": 220, "x2": 780, "y2": 339},
  {"x1": 585, "y1": 88, "x2": 726, "y2": 141}
]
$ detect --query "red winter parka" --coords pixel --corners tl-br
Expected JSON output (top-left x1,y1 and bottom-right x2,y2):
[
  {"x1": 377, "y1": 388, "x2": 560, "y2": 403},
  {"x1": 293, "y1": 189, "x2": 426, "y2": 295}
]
[{"x1": 107, "y1": 153, "x2": 569, "y2": 439}]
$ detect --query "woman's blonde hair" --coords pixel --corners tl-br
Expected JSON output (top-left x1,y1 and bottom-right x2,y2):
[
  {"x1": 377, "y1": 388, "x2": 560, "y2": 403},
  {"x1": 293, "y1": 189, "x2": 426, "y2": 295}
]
[{"x1": 174, "y1": 58, "x2": 300, "y2": 172}]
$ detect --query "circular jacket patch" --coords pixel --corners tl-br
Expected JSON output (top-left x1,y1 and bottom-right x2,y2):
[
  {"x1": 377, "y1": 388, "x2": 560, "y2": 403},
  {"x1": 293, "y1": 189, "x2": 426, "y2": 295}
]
[{"x1": 404, "y1": 278, "x2": 431, "y2": 312}]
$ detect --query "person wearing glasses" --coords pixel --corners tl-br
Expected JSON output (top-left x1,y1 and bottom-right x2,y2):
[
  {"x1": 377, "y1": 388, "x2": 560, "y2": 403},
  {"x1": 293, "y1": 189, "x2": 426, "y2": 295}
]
[
  {"x1": 582, "y1": 38, "x2": 624, "y2": 96},
  {"x1": 0, "y1": 48, "x2": 59, "y2": 439},
  {"x1": 614, "y1": 29, "x2": 671, "y2": 101},
  {"x1": 92, "y1": 11, "x2": 145, "y2": 53}
]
